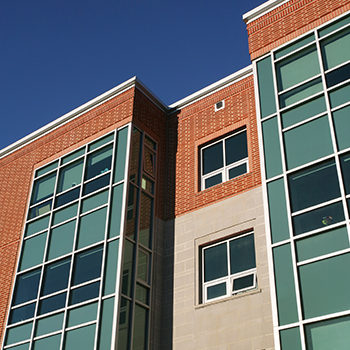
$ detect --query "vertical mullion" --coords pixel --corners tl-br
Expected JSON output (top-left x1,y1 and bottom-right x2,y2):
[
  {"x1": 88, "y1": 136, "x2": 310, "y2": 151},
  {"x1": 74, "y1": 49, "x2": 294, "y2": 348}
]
[{"x1": 226, "y1": 240, "x2": 230, "y2": 297}]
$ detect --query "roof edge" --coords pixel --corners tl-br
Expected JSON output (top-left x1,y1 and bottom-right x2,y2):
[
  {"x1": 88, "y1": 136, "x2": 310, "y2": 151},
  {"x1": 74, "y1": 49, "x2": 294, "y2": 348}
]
[{"x1": 243, "y1": 0, "x2": 290, "y2": 24}]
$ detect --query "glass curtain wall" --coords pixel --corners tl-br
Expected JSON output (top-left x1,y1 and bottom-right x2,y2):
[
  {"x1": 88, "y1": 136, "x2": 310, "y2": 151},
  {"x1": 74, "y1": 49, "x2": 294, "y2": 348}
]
[{"x1": 256, "y1": 12, "x2": 350, "y2": 350}]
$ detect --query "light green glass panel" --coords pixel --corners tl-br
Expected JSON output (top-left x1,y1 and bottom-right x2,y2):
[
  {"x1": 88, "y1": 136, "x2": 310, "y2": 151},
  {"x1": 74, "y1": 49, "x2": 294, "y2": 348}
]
[
  {"x1": 81, "y1": 190, "x2": 109, "y2": 214},
  {"x1": 305, "y1": 315, "x2": 350, "y2": 350},
  {"x1": 47, "y1": 220, "x2": 75, "y2": 260},
  {"x1": 280, "y1": 327, "x2": 302, "y2": 350},
  {"x1": 256, "y1": 56, "x2": 276, "y2": 118},
  {"x1": 273, "y1": 244, "x2": 299, "y2": 325},
  {"x1": 64, "y1": 324, "x2": 95, "y2": 350},
  {"x1": 33, "y1": 333, "x2": 61, "y2": 350},
  {"x1": 132, "y1": 304, "x2": 147, "y2": 350},
  {"x1": 279, "y1": 78, "x2": 323, "y2": 108},
  {"x1": 36, "y1": 161, "x2": 58, "y2": 177},
  {"x1": 319, "y1": 13, "x2": 350, "y2": 37},
  {"x1": 299, "y1": 253, "x2": 350, "y2": 319},
  {"x1": 321, "y1": 28, "x2": 350, "y2": 70},
  {"x1": 275, "y1": 34, "x2": 315, "y2": 60},
  {"x1": 20, "y1": 231, "x2": 47, "y2": 270},
  {"x1": 114, "y1": 126, "x2": 129, "y2": 183},
  {"x1": 52, "y1": 203, "x2": 78, "y2": 226},
  {"x1": 89, "y1": 133, "x2": 114, "y2": 151},
  {"x1": 62, "y1": 148, "x2": 85, "y2": 165},
  {"x1": 329, "y1": 82, "x2": 350, "y2": 108},
  {"x1": 103, "y1": 239, "x2": 120, "y2": 295},
  {"x1": 333, "y1": 104, "x2": 350, "y2": 150},
  {"x1": 6, "y1": 343, "x2": 30, "y2": 350},
  {"x1": 281, "y1": 95, "x2": 327, "y2": 128},
  {"x1": 67, "y1": 302, "x2": 98, "y2": 328},
  {"x1": 98, "y1": 297, "x2": 114, "y2": 350},
  {"x1": 276, "y1": 45, "x2": 320, "y2": 91},
  {"x1": 77, "y1": 207, "x2": 107, "y2": 249},
  {"x1": 262, "y1": 117, "x2": 283, "y2": 179},
  {"x1": 25, "y1": 215, "x2": 50, "y2": 237},
  {"x1": 35, "y1": 312, "x2": 64, "y2": 336},
  {"x1": 57, "y1": 159, "x2": 84, "y2": 193},
  {"x1": 284, "y1": 115, "x2": 333, "y2": 170},
  {"x1": 5, "y1": 322, "x2": 33, "y2": 345},
  {"x1": 108, "y1": 184, "x2": 124, "y2": 238},
  {"x1": 31, "y1": 172, "x2": 57, "y2": 205},
  {"x1": 296, "y1": 226, "x2": 349, "y2": 262}
]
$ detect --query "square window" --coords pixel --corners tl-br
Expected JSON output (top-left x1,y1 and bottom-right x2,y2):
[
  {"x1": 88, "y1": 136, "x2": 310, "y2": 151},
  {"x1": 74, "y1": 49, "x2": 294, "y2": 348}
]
[
  {"x1": 201, "y1": 232, "x2": 256, "y2": 303},
  {"x1": 200, "y1": 129, "x2": 248, "y2": 190}
]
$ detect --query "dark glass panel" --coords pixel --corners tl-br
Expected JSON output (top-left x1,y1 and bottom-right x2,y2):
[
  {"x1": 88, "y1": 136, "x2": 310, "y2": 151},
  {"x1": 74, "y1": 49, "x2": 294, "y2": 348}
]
[
  {"x1": 42, "y1": 258, "x2": 71, "y2": 296},
  {"x1": 10, "y1": 303, "x2": 36, "y2": 324},
  {"x1": 204, "y1": 243, "x2": 228, "y2": 282},
  {"x1": 28, "y1": 200, "x2": 52, "y2": 220},
  {"x1": 141, "y1": 176, "x2": 154, "y2": 194},
  {"x1": 83, "y1": 174, "x2": 110, "y2": 196},
  {"x1": 132, "y1": 304, "x2": 148, "y2": 350},
  {"x1": 144, "y1": 149, "x2": 155, "y2": 176},
  {"x1": 135, "y1": 284, "x2": 149, "y2": 305},
  {"x1": 204, "y1": 173, "x2": 222, "y2": 189},
  {"x1": 225, "y1": 131, "x2": 248, "y2": 165},
  {"x1": 137, "y1": 250, "x2": 148, "y2": 283},
  {"x1": 129, "y1": 128, "x2": 142, "y2": 184},
  {"x1": 326, "y1": 63, "x2": 350, "y2": 87},
  {"x1": 13, "y1": 269, "x2": 41, "y2": 305},
  {"x1": 228, "y1": 163, "x2": 247, "y2": 180},
  {"x1": 121, "y1": 240, "x2": 134, "y2": 297},
  {"x1": 340, "y1": 152, "x2": 350, "y2": 194},
  {"x1": 85, "y1": 145, "x2": 113, "y2": 180},
  {"x1": 39, "y1": 292, "x2": 66, "y2": 315},
  {"x1": 54, "y1": 187, "x2": 80, "y2": 208},
  {"x1": 72, "y1": 246, "x2": 103, "y2": 286},
  {"x1": 69, "y1": 282, "x2": 100, "y2": 305},
  {"x1": 139, "y1": 193, "x2": 152, "y2": 248},
  {"x1": 125, "y1": 184, "x2": 138, "y2": 240},
  {"x1": 288, "y1": 159, "x2": 340, "y2": 212},
  {"x1": 232, "y1": 274, "x2": 254, "y2": 292},
  {"x1": 229, "y1": 234, "x2": 256, "y2": 274},
  {"x1": 117, "y1": 298, "x2": 131, "y2": 350},
  {"x1": 145, "y1": 136, "x2": 156, "y2": 150},
  {"x1": 207, "y1": 283, "x2": 226, "y2": 300},
  {"x1": 202, "y1": 142, "x2": 223, "y2": 175}
]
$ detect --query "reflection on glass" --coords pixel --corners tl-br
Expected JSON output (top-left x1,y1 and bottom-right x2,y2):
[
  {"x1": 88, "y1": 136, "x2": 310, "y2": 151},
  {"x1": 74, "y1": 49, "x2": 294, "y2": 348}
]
[
  {"x1": 117, "y1": 298, "x2": 131, "y2": 350},
  {"x1": 69, "y1": 282, "x2": 100, "y2": 305},
  {"x1": 141, "y1": 177, "x2": 154, "y2": 194},
  {"x1": 39, "y1": 292, "x2": 67, "y2": 315},
  {"x1": 132, "y1": 304, "x2": 147, "y2": 350},
  {"x1": 229, "y1": 234, "x2": 256, "y2": 274},
  {"x1": 83, "y1": 174, "x2": 110, "y2": 196},
  {"x1": 42, "y1": 258, "x2": 71, "y2": 296},
  {"x1": 10, "y1": 303, "x2": 36, "y2": 324},
  {"x1": 145, "y1": 136, "x2": 156, "y2": 150},
  {"x1": 28, "y1": 200, "x2": 52, "y2": 220},
  {"x1": 54, "y1": 187, "x2": 80, "y2": 208},
  {"x1": 137, "y1": 250, "x2": 148, "y2": 283},
  {"x1": 126, "y1": 184, "x2": 138, "y2": 239},
  {"x1": 129, "y1": 128, "x2": 142, "y2": 184},
  {"x1": 31, "y1": 173, "x2": 56, "y2": 205},
  {"x1": 121, "y1": 240, "x2": 134, "y2": 297},
  {"x1": 85, "y1": 145, "x2": 113, "y2": 181},
  {"x1": 144, "y1": 149, "x2": 155, "y2": 176},
  {"x1": 57, "y1": 159, "x2": 84, "y2": 193},
  {"x1": 135, "y1": 284, "x2": 149, "y2": 305},
  {"x1": 204, "y1": 243, "x2": 228, "y2": 282},
  {"x1": 139, "y1": 193, "x2": 152, "y2": 248},
  {"x1": 13, "y1": 269, "x2": 41, "y2": 305}
]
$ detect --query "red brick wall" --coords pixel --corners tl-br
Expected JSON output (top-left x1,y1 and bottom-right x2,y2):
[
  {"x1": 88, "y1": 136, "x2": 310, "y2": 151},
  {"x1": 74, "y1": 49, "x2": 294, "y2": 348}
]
[
  {"x1": 171, "y1": 75, "x2": 261, "y2": 218},
  {"x1": 247, "y1": 0, "x2": 350, "y2": 60}
]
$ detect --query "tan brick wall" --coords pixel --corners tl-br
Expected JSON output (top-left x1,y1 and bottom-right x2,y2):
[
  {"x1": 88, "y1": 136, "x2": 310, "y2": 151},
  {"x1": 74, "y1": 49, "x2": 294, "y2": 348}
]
[{"x1": 247, "y1": 0, "x2": 350, "y2": 60}]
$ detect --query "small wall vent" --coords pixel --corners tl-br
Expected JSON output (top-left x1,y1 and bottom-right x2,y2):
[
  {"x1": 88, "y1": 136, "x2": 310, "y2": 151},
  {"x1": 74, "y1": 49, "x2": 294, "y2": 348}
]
[{"x1": 215, "y1": 100, "x2": 225, "y2": 111}]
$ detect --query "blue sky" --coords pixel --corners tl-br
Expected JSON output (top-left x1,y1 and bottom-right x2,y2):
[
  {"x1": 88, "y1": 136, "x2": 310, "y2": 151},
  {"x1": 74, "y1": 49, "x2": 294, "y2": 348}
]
[{"x1": 0, "y1": 0, "x2": 264, "y2": 150}]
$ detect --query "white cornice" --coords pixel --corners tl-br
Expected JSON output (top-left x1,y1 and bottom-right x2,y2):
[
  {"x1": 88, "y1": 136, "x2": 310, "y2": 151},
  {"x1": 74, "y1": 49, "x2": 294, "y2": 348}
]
[{"x1": 243, "y1": 0, "x2": 291, "y2": 24}]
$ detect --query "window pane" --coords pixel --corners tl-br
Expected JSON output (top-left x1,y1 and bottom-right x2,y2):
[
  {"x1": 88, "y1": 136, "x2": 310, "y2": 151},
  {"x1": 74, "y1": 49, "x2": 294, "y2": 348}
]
[
  {"x1": 225, "y1": 131, "x2": 247, "y2": 165},
  {"x1": 114, "y1": 126, "x2": 129, "y2": 184},
  {"x1": 137, "y1": 250, "x2": 148, "y2": 283},
  {"x1": 202, "y1": 142, "x2": 223, "y2": 175},
  {"x1": 207, "y1": 282, "x2": 226, "y2": 300},
  {"x1": 121, "y1": 240, "x2": 134, "y2": 297},
  {"x1": 129, "y1": 127, "x2": 142, "y2": 184},
  {"x1": 36, "y1": 161, "x2": 58, "y2": 177},
  {"x1": 67, "y1": 302, "x2": 98, "y2": 327},
  {"x1": 32, "y1": 333, "x2": 61, "y2": 350},
  {"x1": 135, "y1": 284, "x2": 149, "y2": 305},
  {"x1": 340, "y1": 152, "x2": 350, "y2": 194},
  {"x1": 10, "y1": 303, "x2": 36, "y2": 324},
  {"x1": 20, "y1": 231, "x2": 47, "y2": 271},
  {"x1": 83, "y1": 174, "x2": 110, "y2": 196},
  {"x1": 288, "y1": 159, "x2": 340, "y2": 212},
  {"x1": 132, "y1": 304, "x2": 148, "y2": 350},
  {"x1": 228, "y1": 163, "x2": 247, "y2": 179},
  {"x1": 52, "y1": 203, "x2": 78, "y2": 226},
  {"x1": 204, "y1": 243, "x2": 228, "y2": 282},
  {"x1": 42, "y1": 258, "x2": 71, "y2": 296},
  {"x1": 5, "y1": 322, "x2": 33, "y2": 346},
  {"x1": 139, "y1": 193, "x2": 152, "y2": 248},
  {"x1": 144, "y1": 148, "x2": 155, "y2": 176},
  {"x1": 89, "y1": 133, "x2": 114, "y2": 151},
  {"x1": 329, "y1": 82, "x2": 350, "y2": 108},
  {"x1": 6, "y1": 343, "x2": 30, "y2": 350},
  {"x1": 13, "y1": 269, "x2": 41, "y2": 305},
  {"x1": 232, "y1": 274, "x2": 254, "y2": 292},
  {"x1": 204, "y1": 173, "x2": 222, "y2": 189},
  {"x1": 103, "y1": 239, "x2": 120, "y2": 296},
  {"x1": 39, "y1": 292, "x2": 66, "y2": 315},
  {"x1": 275, "y1": 33, "x2": 314, "y2": 59},
  {"x1": 280, "y1": 327, "x2": 302, "y2": 350},
  {"x1": 229, "y1": 234, "x2": 256, "y2": 274},
  {"x1": 85, "y1": 145, "x2": 113, "y2": 180},
  {"x1": 69, "y1": 282, "x2": 100, "y2": 305},
  {"x1": 35, "y1": 312, "x2": 64, "y2": 337},
  {"x1": 98, "y1": 297, "x2": 114, "y2": 350},
  {"x1": 125, "y1": 184, "x2": 138, "y2": 240},
  {"x1": 54, "y1": 187, "x2": 80, "y2": 208},
  {"x1": 72, "y1": 246, "x2": 103, "y2": 285},
  {"x1": 57, "y1": 159, "x2": 84, "y2": 193},
  {"x1": 108, "y1": 183, "x2": 124, "y2": 239},
  {"x1": 118, "y1": 298, "x2": 131, "y2": 350},
  {"x1": 64, "y1": 324, "x2": 96, "y2": 350},
  {"x1": 31, "y1": 173, "x2": 56, "y2": 205},
  {"x1": 141, "y1": 176, "x2": 154, "y2": 194},
  {"x1": 333, "y1": 105, "x2": 350, "y2": 151},
  {"x1": 25, "y1": 215, "x2": 50, "y2": 237},
  {"x1": 62, "y1": 148, "x2": 85, "y2": 165},
  {"x1": 326, "y1": 62, "x2": 350, "y2": 87},
  {"x1": 81, "y1": 189, "x2": 109, "y2": 214},
  {"x1": 28, "y1": 200, "x2": 52, "y2": 220},
  {"x1": 319, "y1": 13, "x2": 350, "y2": 37}
]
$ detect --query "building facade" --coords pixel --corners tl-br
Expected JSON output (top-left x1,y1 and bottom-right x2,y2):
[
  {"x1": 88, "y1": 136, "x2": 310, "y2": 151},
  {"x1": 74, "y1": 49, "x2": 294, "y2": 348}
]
[{"x1": 0, "y1": 0, "x2": 349, "y2": 349}]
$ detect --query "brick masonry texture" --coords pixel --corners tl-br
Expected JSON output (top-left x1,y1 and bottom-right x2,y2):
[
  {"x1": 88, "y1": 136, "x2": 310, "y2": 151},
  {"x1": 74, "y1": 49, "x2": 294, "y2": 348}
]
[{"x1": 247, "y1": 0, "x2": 350, "y2": 60}]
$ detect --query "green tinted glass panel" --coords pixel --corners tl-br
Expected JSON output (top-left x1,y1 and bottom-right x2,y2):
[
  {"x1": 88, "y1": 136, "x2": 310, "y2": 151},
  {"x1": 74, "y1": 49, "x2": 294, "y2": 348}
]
[
  {"x1": 64, "y1": 324, "x2": 95, "y2": 350},
  {"x1": 36, "y1": 161, "x2": 58, "y2": 177},
  {"x1": 20, "y1": 231, "x2": 47, "y2": 270},
  {"x1": 207, "y1": 283, "x2": 226, "y2": 300},
  {"x1": 28, "y1": 200, "x2": 52, "y2": 220},
  {"x1": 280, "y1": 327, "x2": 302, "y2": 350},
  {"x1": 5, "y1": 322, "x2": 33, "y2": 345},
  {"x1": 256, "y1": 56, "x2": 276, "y2": 118},
  {"x1": 118, "y1": 298, "x2": 131, "y2": 350},
  {"x1": 319, "y1": 13, "x2": 350, "y2": 37},
  {"x1": 321, "y1": 28, "x2": 350, "y2": 70},
  {"x1": 108, "y1": 184, "x2": 124, "y2": 238},
  {"x1": 81, "y1": 189, "x2": 109, "y2": 214},
  {"x1": 89, "y1": 133, "x2": 114, "y2": 151},
  {"x1": 281, "y1": 95, "x2": 327, "y2": 129},
  {"x1": 262, "y1": 117, "x2": 283, "y2": 179},
  {"x1": 62, "y1": 148, "x2": 85, "y2": 165},
  {"x1": 98, "y1": 297, "x2": 114, "y2": 350},
  {"x1": 276, "y1": 45, "x2": 320, "y2": 91},
  {"x1": 132, "y1": 304, "x2": 147, "y2": 350},
  {"x1": 6, "y1": 343, "x2": 30, "y2": 350},
  {"x1": 273, "y1": 244, "x2": 298, "y2": 325},
  {"x1": 31, "y1": 173, "x2": 57, "y2": 205},
  {"x1": 77, "y1": 207, "x2": 107, "y2": 249},
  {"x1": 296, "y1": 226, "x2": 349, "y2": 262},
  {"x1": 67, "y1": 302, "x2": 98, "y2": 328},
  {"x1": 329, "y1": 82, "x2": 350, "y2": 108},
  {"x1": 103, "y1": 239, "x2": 120, "y2": 295},
  {"x1": 85, "y1": 145, "x2": 113, "y2": 180},
  {"x1": 35, "y1": 312, "x2": 64, "y2": 336},
  {"x1": 305, "y1": 315, "x2": 350, "y2": 350},
  {"x1": 204, "y1": 242, "x2": 228, "y2": 282},
  {"x1": 57, "y1": 159, "x2": 84, "y2": 193},
  {"x1": 47, "y1": 220, "x2": 76, "y2": 260},
  {"x1": 52, "y1": 203, "x2": 78, "y2": 226},
  {"x1": 135, "y1": 284, "x2": 149, "y2": 305},
  {"x1": 114, "y1": 126, "x2": 129, "y2": 184},
  {"x1": 284, "y1": 115, "x2": 333, "y2": 170},
  {"x1": 33, "y1": 333, "x2": 61, "y2": 350},
  {"x1": 299, "y1": 253, "x2": 350, "y2": 319},
  {"x1": 275, "y1": 34, "x2": 315, "y2": 59},
  {"x1": 332, "y1": 104, "x2": 350, "y2": 150},
  {"x1": 267, "y1": 179, "x2": 290, "y2": 243},
  {"x1": 25, "y1": 215, "x2": 50, "y2": 237}
]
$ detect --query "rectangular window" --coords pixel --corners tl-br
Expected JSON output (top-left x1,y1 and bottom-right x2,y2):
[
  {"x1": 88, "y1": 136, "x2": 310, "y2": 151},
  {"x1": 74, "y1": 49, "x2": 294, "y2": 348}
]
[
  {"x1": 200, "y1": 129, "x2": 248, "y2": 190},
  {"x1": 201, "y1": 232, "x2": 256, "y2": 303}
]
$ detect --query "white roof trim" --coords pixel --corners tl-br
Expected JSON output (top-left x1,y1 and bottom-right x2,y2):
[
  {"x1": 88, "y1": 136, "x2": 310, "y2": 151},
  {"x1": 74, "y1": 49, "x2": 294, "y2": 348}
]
[
  {"x1": 243, "y1": 0, "x2": 291, "y2": 24},
  {"x1": 169, "y1": 65, "x2": 253, "y2": 110}
]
